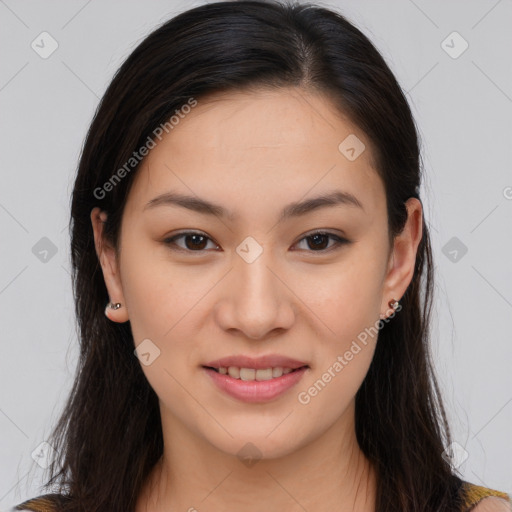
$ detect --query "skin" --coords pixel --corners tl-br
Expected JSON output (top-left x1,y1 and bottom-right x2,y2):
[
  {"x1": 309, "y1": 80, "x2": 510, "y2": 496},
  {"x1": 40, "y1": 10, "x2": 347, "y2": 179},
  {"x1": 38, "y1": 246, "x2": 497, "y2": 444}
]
[
  {"x1": 473, "y1": 498, "x2": 512, "y2": 511},
  {"x1": 91, "y1": 87, "x2": 423, "y2": 512}
]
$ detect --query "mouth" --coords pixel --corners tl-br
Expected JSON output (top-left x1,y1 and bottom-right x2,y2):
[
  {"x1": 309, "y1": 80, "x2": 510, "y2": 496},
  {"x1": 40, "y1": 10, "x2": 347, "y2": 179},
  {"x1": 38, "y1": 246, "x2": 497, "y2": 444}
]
[
  {"x1": 202, "y1": 365, "x2": 309, "y2": 381},
  {"x1": 201, "y1": 364, "x2": 310, "y2": 403}
]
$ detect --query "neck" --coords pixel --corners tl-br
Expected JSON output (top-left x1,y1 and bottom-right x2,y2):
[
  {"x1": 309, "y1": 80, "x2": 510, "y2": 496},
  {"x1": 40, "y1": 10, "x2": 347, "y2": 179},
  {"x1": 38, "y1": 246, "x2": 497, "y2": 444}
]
[{"x1": 136, "y1": 401, "x2": 377, "y2": 512}]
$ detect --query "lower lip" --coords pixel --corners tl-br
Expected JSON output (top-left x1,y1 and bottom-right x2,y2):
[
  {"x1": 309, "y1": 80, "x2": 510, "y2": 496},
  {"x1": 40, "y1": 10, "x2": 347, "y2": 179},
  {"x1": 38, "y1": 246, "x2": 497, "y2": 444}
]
[{"x1": 203, "y1": 366, "x2": 308, "y2": 403}]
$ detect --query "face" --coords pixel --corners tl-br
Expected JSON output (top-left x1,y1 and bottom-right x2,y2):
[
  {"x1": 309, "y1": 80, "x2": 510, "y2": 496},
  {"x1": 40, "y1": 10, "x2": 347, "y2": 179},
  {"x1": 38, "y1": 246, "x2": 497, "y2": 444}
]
[{"x1": 92, "y1": 87, "x2": 422, "y2": 460}]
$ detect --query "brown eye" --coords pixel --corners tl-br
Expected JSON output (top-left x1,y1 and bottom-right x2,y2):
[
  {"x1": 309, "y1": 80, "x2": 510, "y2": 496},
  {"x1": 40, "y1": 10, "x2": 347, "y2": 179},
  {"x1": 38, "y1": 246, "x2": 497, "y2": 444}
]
[
  {"x1": 163, "y1": 230, "x2": 349, "y2": 255},
  {"x1": 164, "y1": 232, "x2": 219, "y2": 252},
  {"x1": 293, "y1": 231, "x2": 349, "y2": 253},
  {"x1": 305, "y1": 233, "x2": 330, "y2": 250}
]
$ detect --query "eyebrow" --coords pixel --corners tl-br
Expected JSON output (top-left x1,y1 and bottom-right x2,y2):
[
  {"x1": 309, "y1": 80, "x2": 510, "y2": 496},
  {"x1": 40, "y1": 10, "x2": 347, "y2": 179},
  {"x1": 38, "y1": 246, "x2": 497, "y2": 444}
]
[{"x1": 143, "y1": 190, "x2": 364, "y2": 222}]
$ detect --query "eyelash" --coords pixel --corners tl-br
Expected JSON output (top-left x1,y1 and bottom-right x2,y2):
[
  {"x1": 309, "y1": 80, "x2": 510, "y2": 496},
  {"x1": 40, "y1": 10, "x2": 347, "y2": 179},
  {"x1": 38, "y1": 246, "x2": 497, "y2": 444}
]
[{"x1": 163, "y1": 230, "x2": 350, "y2": 255}]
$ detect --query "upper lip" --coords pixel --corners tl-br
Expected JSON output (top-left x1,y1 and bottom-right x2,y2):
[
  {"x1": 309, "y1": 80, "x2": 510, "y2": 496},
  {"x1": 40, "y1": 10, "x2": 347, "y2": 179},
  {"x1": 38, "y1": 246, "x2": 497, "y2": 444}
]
[{"x1": 203, "y1": 355, "x2": 309, "y2": 370}]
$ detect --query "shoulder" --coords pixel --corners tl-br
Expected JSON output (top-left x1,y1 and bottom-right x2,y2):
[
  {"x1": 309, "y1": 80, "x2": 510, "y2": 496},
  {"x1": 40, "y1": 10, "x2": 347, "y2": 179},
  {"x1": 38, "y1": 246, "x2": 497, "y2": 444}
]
[
  {"x1": 460, "y1": 481, "x2": 511, "y2": 512},
  {"x1": 471, "y1": 497, "x2": 512, "y2": 511}
]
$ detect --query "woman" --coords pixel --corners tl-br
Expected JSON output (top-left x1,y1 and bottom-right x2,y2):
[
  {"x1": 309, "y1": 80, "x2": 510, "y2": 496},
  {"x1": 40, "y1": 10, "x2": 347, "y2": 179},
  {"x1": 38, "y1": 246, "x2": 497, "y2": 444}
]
[{"x1": 12, "y1": 1, "x2": 510, "y2": 511}]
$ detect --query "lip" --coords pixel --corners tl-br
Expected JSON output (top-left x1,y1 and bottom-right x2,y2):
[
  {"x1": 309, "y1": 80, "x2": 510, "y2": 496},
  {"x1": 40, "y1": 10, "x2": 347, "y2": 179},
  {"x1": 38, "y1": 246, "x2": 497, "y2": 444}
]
[
  {"x1": 203, "y1": 366, "x2": 309, "y2": 403},
  {"x1": 203, "y1": 354, "x2": 308, "y2": 370}
]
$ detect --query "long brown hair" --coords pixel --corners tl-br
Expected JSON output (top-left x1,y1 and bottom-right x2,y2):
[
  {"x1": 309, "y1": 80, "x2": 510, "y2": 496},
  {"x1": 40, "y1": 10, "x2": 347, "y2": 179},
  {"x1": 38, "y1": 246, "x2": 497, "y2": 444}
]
[{"x1": 18, "y1": 1, "x2": 464, "y2": 510}]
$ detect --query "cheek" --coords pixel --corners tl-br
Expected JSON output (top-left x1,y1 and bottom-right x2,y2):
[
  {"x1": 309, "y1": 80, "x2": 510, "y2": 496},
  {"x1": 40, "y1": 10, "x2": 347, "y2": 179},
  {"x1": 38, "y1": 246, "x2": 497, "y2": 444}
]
[
  {"x1": 120, "y1": 247, "x2": 223, "y2": 398},
  {"x1": 298, "y1": 245, "x2": 386, "y2": 400},
  {"x1": 120, "y1": 252, "x2": 209, "y2": 410},
  {"x1": 295, "y1": 261, "x2": 384, "y2": 422},
  {"x1": 308, "y1": 247, "x2": 386, "y2": 344},
  {"x1": 119, "y1": 242, "x2": 206, "y2": 341},
  {"x1": 295, "y1": 340, "x2": 376, "y2": 441}
]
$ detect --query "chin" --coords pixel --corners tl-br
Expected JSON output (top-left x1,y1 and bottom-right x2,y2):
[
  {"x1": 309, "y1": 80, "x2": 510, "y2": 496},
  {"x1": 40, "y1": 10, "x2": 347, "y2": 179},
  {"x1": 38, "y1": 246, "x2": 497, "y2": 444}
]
[{"x1": 203, "y1": 424, "x2": 310, "y2": 462}]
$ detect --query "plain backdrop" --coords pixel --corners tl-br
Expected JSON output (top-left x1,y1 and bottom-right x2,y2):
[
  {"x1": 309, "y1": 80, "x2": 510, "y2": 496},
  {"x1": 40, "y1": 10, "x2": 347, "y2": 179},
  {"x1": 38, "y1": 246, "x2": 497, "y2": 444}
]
[{"x1": 1, "y1": 0, "x2": 511, "y2": 509}]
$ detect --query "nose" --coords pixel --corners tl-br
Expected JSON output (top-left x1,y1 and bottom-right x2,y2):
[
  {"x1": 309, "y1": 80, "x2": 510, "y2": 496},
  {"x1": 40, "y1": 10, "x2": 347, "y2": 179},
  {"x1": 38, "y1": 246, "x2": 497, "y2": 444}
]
[{"x1": 214, "y1": 252, "x2": 296, "y2": 341}]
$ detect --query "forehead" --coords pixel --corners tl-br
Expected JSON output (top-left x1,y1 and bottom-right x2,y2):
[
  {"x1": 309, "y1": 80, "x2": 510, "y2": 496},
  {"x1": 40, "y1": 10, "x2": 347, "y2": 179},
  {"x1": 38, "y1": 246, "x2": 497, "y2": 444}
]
[{"x1": 126, "y1": 87, "x2": 385, "y2": 220}]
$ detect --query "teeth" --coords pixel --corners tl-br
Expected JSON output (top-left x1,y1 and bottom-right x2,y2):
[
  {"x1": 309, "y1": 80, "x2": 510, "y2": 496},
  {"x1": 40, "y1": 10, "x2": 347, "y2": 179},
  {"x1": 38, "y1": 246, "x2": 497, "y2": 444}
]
[
  {"x1": 215, "y1": 366, "x2": 301, "y2": 380},
  {"x1": 227, "y1": 367, "x2": 240, "y2": 379},
  {"x1": 240, "y1": 368, "x2": 256, "y2": 381},
  {"x1": 272, "y1": 367, "x2": 283, "y2": 378}
]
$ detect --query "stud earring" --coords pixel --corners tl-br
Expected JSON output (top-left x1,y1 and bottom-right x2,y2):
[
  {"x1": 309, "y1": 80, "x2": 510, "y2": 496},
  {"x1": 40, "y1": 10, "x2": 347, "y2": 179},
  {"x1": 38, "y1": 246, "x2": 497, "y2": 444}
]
[
  {"x1": 388, "y1": 299, "x2": 399, "y2": 310},
  {"x1": 105, "y1": 302, "x2": 122, "y2": 318},
  {"x1": 380, "y1": 298, "x2": 400, "y2": 320}
]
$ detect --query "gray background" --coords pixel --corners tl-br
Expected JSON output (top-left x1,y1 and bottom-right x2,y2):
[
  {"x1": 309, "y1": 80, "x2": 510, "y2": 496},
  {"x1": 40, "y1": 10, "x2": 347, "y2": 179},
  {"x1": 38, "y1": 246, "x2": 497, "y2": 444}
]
[{"x1": 1, "y1": 0, "x2": 511, "y2": 509}]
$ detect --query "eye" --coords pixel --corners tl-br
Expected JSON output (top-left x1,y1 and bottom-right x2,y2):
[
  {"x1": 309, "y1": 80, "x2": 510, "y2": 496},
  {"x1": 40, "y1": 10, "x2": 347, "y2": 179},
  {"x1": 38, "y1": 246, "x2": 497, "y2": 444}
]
[
  {"x1": 292, "y1": 231, "x2": 349, "y2": 253},
  {"x1": 163, "y1": 230, "x2": 350, "y2": 254},
  {"x1": 163, "y1": 231, "x2": 219, "y2": 253}
]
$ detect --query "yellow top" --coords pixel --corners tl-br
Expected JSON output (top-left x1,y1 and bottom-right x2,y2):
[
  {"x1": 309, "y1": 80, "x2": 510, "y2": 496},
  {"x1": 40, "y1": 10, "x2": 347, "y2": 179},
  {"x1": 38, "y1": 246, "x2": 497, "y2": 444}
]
[
  {"x1": 460, "y1": 482, "x2": 511, "y2": 510},
  {"x1": 12, "y1": 482, "x2": 511, "y2": 511}
]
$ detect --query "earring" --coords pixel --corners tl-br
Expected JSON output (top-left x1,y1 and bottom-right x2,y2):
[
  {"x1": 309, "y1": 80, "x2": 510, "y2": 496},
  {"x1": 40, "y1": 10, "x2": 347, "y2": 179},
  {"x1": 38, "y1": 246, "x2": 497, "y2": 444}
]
[
  {"x1": 388, "y1": 298, "x2": 399, "y2": 310},
  {"x1": 380, "y1": 298, "x2": 400, "y2": 320},
  {"x1": 105, "y1": 302, "x2": 122, "y2": 318}
]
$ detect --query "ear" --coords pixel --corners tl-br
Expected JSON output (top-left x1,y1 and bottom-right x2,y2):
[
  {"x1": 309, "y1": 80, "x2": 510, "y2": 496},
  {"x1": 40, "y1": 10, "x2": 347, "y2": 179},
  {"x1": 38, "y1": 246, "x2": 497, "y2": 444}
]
[
  {"x1": 380, "y1": 197, "x2": 423, "y2": 319},
  {"x1": 90, "y1": 207, "x2": 129, "y2": 323}
]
